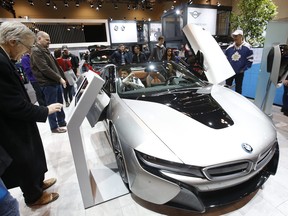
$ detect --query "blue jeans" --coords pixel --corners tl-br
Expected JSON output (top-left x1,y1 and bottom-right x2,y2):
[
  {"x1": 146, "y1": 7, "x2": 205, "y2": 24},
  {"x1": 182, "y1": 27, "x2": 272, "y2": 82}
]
[
  {"x1": 0, "y1": 179, "x2": 19, "y2": 216},
  {"x1": 41, "y1": 85, "x2": 66, "y2": 130}
]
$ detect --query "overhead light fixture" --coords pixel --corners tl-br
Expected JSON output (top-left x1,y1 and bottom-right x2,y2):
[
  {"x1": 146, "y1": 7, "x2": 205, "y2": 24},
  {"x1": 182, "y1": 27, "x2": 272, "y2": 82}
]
[
  {"x1": 127, "y1": 4, "x2": 131, "y2": 10},
  {"x1": 46, "y1": 0, "x2": 50, "y2": 6},
  {"x1": 90, "y1": 3, "x2": 94, "y2": 8},
  {"x1": 217, "y1": 1, "x2": 221, "y2": 6},
  {"x1": 28, "y1": 0, "x2": 34, "y2": 6},
  {"x1": 114, "y1": 4, "x2": 118, "y2": 9},
  {"x1": 188, "y1": 0, "x2": 193, "y2": 5},
  {"x1": 64, "y1": 0, "x2": 69, "y2": 7},
  {"x1": 53, "y1": 2, "x2": 57, "y2": 10},
  {"x1": 75, "y1": 0, "x2": 79, "y2": 7}
]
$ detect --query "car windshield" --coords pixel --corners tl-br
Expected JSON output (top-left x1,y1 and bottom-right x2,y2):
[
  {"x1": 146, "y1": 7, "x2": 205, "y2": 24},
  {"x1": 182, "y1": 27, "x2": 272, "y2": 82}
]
[
  {"x1": 90, "y1": 49, "x2": 115, "y2": 64},
  {"x1": 116, "y1": 61, "x2": 208, "y2": 98}
]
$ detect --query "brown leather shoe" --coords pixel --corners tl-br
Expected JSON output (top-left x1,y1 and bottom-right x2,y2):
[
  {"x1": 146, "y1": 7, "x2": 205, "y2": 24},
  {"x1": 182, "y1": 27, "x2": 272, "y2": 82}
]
[
  {"x1": 51, "y1": 127, "x2": 67, "y2": 133},
  {"x1": 42, "y1": 178, "x2": 57, "y2": 190},
  {"x1": 27, "y1": 192, "x2": 59, "y2": 207}
]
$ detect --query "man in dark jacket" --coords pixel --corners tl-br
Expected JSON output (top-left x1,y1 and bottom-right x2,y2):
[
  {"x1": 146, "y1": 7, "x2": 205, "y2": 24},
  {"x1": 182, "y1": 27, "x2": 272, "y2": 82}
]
[
  {"x1": 148, "y1": 35, "x2": 166, "y2": 62},
  {"x1": 110, "y1": 44, "x2": 131, "y2": 65},
  {"x1": 0, "y1": 21, "x2": 62, "y2": 207},
  {"x1": 30, "y1": 31, "x2": 67, "y2": 133},
  {"x1": 132, "y1": 45, "x2": 147, "y2": 63}
]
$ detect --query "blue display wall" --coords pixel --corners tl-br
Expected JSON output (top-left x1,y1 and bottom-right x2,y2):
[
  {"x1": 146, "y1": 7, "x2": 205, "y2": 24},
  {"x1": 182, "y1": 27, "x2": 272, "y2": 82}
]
[{"x1": 238, "y1": 48, "x2": 283, "y2": 106}]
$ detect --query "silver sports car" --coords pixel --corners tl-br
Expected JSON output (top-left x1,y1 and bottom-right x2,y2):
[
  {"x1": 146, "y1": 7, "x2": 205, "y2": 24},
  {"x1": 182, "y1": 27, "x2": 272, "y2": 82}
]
[{"x1": 89, "y1": 24, "x2": 279, "y2": 212}]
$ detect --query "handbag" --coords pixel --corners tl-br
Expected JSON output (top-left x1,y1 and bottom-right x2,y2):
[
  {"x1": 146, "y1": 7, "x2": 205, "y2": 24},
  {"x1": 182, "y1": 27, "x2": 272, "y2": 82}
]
[{"x1": 64, "y1": 69, "x2": 77, "y2": 85}]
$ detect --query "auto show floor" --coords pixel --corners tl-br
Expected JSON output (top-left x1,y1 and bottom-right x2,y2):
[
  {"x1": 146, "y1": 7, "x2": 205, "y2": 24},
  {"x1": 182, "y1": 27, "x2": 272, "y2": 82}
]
[{"x1": 9, "y1": 104, "x2": 288, "y2": 216}]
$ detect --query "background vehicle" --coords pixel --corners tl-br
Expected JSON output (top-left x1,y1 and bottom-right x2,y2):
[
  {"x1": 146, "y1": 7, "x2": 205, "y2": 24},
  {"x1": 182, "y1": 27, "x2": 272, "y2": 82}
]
[{"x1": 88, "y1": 47, "x2": 115, "y2": 73}]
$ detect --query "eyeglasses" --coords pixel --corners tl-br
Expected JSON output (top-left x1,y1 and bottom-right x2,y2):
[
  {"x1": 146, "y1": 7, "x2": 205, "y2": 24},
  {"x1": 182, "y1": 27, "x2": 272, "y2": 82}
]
[{"x1": 18, "y1": 40, "x2": 34, "y2": 50}]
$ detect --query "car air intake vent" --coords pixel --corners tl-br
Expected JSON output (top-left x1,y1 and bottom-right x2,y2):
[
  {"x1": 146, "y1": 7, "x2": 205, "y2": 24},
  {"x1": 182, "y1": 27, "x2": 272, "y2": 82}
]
[
  {"x1": 141, "y1": 92, "x2": 234, "y2": 129},
  {"x1": 202, "y1": 161, "x2": 253, "y2": 181},
  {"x1": 256, "y1": 143, "x2": 277, "y2": 170}
]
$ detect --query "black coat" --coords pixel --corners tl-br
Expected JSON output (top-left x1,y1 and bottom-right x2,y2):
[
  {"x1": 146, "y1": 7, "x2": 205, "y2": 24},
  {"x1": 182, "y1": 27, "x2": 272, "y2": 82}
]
[
  {"x1": 110, "y1": 50, "x2": 131, "y2": 65},
  {"x1": 0, "y1": 47, "x2": 49, "y2": 189},
  {"x1": 132, "y1": 52, "x2": 147, "y2": 63}
]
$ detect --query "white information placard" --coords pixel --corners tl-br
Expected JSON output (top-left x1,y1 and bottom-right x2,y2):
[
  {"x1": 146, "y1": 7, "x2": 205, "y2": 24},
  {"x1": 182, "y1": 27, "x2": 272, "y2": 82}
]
[
  {"x1": 187, "y1": 7, "x2": 217, "y2": 35},
  {"x1": 109, "y1": 21, "x2": 138, "y2": 43}
]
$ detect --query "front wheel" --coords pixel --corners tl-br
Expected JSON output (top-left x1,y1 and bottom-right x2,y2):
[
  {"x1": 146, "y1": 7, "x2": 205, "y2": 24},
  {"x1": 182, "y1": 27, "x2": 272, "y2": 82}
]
[{"x1": 110, "y1": 125, "x2": 129, "y2": 188}]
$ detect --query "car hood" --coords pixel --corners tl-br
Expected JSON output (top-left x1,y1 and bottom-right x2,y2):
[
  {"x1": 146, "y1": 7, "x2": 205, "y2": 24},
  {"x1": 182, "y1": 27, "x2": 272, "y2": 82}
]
[{"x1": 123, "y1": 85, "x2": 276, "y2": 166}]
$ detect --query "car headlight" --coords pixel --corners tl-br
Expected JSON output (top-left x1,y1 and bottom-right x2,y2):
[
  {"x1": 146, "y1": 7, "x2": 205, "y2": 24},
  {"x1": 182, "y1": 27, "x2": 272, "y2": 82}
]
[{"x1": 135, "y1": 150, "x2": 205, "y2": 179}]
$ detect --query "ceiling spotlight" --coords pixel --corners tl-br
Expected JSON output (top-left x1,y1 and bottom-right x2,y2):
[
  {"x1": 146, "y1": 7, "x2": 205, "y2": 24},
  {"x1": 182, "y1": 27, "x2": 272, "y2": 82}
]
[
  {"x1": 188, "y1": 0, "x2": 193, "y2": 5},
  {"x1": 114, "y1": 4, "x2": 118, "y2": 9},
  {"x1": 217, "y1": 1, "x2": 221, "y2": 6},
  {"x1": 171, "y1": 5, "x2": 175, "y2": 9},
  {"x1": 75, "y1": 0, "x2": 79, "y2": 7},
  {"x1": 98, "y1": 3, "x2": 102, "y2": 8},
  {"x1": 46, "y1": 0, "x2": 50, "y2": 6},
  {"x1": 176, "y1": 9, "x2": 181, "y2": 15},
  {"x1": 64, "y1": 0, "x2": 68, "y2": 7},
  {"x1": 96, "y1": 6, "x2": 99, "y2": 10},
  {"x1": 28, "y1": 0, "x2": 34, "y2": 6},
  {"x1": 127, "y1": 4, "x2": 130, "y2": 10},
  {"x1": 90, "y1": 3, "x2": 94, "y2": 8},
  {"x1": 53, "y1": 3, "x2": 57, "y2": 10}
]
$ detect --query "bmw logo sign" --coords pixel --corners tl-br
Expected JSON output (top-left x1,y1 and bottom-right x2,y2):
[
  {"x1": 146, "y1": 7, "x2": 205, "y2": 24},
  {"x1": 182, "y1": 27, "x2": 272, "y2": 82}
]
[{"x1": 242, "y1": 143, "x2": 253, "y2": 153}]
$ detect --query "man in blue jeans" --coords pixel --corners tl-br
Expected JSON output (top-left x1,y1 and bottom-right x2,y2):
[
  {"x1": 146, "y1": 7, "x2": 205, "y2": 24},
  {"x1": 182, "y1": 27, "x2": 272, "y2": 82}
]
[
  {"x1": 31, "y1": 31, "x2": 67, "y2": 133},
  {"x1": 225, "y1": 29, "x2": 253, "y2": 94}
]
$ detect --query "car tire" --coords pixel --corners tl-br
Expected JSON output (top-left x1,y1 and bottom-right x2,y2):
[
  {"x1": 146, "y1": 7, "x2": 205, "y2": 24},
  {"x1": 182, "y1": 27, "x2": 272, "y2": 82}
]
[{"x1": 110, "y1": 124, "x2": 130, "y2": 190}]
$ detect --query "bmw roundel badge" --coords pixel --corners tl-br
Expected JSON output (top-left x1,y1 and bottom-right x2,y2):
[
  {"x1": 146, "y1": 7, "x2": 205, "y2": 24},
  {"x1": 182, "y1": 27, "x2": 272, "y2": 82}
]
[{"x1": 242, "y1": 143, "x2": 253, "y2": 153}]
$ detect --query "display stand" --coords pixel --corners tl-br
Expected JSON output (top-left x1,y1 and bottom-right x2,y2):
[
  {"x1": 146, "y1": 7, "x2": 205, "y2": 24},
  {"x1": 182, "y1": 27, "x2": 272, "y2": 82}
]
[
  {"x1": 66, "y1": 71, "x2": 129, "y2": 209},
  {"x1": 254, "y1": 20, "x2": 288, "y2": 115}
]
